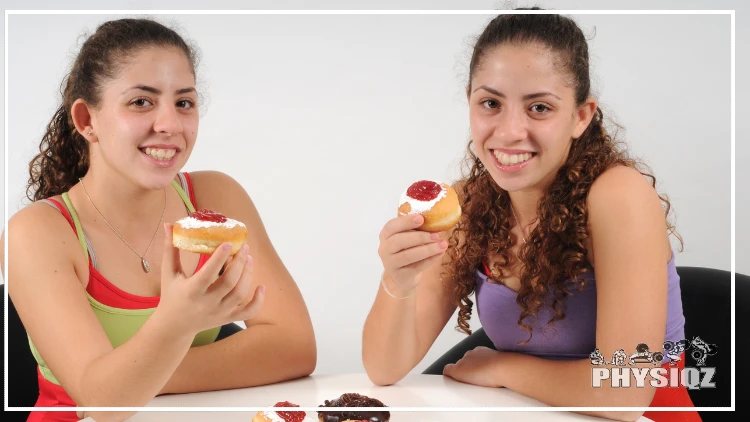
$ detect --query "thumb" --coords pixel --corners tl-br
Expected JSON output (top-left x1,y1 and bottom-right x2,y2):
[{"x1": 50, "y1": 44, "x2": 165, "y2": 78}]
[
  {"x1": 443, "y1": 363, "x2": 454, "y2": 377},
  {"x1": 232, "y1": 284, "x2": 266, "y2": 321},
  {"x1": 161, "y1": 223, "x2": 183, "y2": 281}
]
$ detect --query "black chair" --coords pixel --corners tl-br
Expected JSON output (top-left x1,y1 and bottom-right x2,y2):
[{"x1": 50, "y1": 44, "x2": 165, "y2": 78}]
[
  {"x1": 1, "y1": 283, "x2": 245, "y2": 411},
  {"x1": 422, "y1": 266, "x2": 749, "y2": 421}
]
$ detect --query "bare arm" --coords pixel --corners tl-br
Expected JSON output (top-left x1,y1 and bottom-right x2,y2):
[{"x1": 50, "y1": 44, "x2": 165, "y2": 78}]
[
  {"x1": 3, "y1": 205, "x2": 195, "y2": 408},
  {"x1": 362, "y1": 214, "x2": 458, "y2": 386},
  {"x1": 159, "y1": 171, "x2": 316, "y2": 394},
  {"x1": 444, "y1": 166, "x2": 671, "y2": 421}
]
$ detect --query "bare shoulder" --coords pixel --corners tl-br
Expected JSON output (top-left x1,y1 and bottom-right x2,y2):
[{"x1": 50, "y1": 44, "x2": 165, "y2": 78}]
[
  {"x1": 4, "y1": 200, "x2": 85, "y2": 291},
  {"x1": 588, "y1": 165, "x2": 663, "y2": 213},
  {"x1": 587, "y1": 165, "x2": 670, "y2": 260},
  {"x1": 8, "y1": 200, "x2": 81, "y2": 255},
  {"x1": 187, "y1": 170, "x2": 246, "y2": 202},
  {"x1": 186, "y1": 171, "x2": 255, "y2": 218}
]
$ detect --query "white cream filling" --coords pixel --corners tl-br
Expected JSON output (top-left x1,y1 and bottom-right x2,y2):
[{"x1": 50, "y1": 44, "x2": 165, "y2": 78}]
[
  {"x1": 176, "y1": 216, "x2": 245, "y2": 229},
  {"x1": 398, "y1": 181, "x2": 447, "y2": 214},
  {"x1": 493, "y1": 150, "x2": 533, "y2": 166}
]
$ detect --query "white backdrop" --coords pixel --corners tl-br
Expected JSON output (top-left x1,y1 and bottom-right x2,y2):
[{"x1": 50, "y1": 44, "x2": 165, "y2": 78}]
[{"x1": 3, "y1": 8, "x2": 735, "y2": 376}]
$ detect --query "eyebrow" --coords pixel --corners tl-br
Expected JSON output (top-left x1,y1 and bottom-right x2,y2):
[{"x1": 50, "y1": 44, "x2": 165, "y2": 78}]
[
  {"x1": 472, "y1": 85, "x2": 561, "y2": 101},
  {"x1": 121, "y1": 85, "x2": 196, "y2": 95}
]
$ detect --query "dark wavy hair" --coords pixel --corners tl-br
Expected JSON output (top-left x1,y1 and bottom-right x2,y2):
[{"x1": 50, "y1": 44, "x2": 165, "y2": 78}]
[
  {"x1": 445, "y1": 10, "x2": 682, "y2": 342},
  {"x1": 26, "y1": 18, "x2": 198, "y2": 202}
]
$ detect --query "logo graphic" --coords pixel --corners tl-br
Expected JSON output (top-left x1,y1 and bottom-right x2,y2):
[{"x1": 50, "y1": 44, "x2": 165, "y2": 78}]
[
  {"x1": 590, "y1": 337, "x2": 718, "y2": 390},
  {"x1": 688, "y1": 336, "x2": 718, "y2": 366}
]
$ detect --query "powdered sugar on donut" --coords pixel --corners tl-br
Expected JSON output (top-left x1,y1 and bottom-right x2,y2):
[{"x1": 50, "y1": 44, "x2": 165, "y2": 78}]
[
  {"x1": 261, "y1": 411, "x2": 286, "y2": 422},
  {"x1": 176, "y1": 216, "x2": 246, "y2": 229},
  {"x1": 399, "y1": 182, "x2": 448, "y2": 214}
]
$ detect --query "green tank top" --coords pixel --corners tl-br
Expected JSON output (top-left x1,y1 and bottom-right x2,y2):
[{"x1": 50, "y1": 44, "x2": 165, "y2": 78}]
[{"x1": 29, "y1": 179, "x2": 221, "y2": 385}]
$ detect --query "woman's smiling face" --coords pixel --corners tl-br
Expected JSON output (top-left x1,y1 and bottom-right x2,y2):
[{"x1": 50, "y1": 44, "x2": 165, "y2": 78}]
[{"x1": 468, "y1": 43, "x2": 594, "y2": 194}]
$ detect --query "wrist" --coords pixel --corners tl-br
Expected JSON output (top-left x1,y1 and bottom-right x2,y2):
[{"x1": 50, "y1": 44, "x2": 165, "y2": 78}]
[
  {"x1": 148, "y1": 307, "x2": 198, "y2": 345},
  {"x1": 381, "y1": 274, "x2": 416, "y2": 299},
  {"x1": 490, "y1": 351, "x2": 512, "y2": 388}
]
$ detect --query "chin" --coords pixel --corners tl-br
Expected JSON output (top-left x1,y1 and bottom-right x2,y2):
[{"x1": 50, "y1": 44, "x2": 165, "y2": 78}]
[
  {"x1": 486, "y1": 171, "x2": 532, "y2": 193},
  {"x1": 137, "y1": 171, "x2": 182, "y2": 191}
]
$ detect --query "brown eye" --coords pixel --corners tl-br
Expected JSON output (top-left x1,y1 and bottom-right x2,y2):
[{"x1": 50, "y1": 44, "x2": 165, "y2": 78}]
[
  {"x1": 130, "y1": 98, "x2": 152, "y2": 107},
  {"x1": 530, "y1": 104, "x2": 550, "y2": 113},
  {"x1": 177, "y1": 100, "x2": 195, "y2": 109},
  {"x1": 481, "y1": 99, "x2": 500, "y2": 109}
]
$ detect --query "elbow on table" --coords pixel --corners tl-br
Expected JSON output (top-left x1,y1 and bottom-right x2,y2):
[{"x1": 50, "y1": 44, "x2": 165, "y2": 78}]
[
  {"x1": 363, "y1": 362, "x2": 407, "y2": 387},
  {"x1": 285, "y1": 335, "x2": 317, "y2": 379},
  {"x1": 365, "y1": 371, "x2": 399, "y2": 387},
  {"x1": 297, "y1": 341, "x2": 317, "y2": 377}
]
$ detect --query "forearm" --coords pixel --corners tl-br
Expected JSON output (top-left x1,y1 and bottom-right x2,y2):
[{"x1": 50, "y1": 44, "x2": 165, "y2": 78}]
[
  {"x1": 362, "y1": 276, "x2": 421, "y2": 385},
  {"x1": 77, "y1": 309, "x2": 194, "y2": 407},
  {"x1": 160, "y1": 323, "x2": 316, "y2": 394},
  {"x1": 496, "y1": 352, "x2": 654, "y2": 421}
]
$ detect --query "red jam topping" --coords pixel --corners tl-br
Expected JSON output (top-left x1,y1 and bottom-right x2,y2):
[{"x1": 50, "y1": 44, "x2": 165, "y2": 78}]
[
  {"x1": 189, "y1": 209, "x2": 227, "y2": 223},
  {"x1": 406, "y1": 180, "x2": 442, "y2": 201},
  {"x1": 273, "y1": 401, "x2": 305, "y2": 422}
]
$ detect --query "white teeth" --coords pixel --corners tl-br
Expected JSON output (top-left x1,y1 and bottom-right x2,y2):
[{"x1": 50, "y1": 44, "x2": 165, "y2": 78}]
[
  {"x1": 143, "y1": 148, "x2": 176, "y2": 161},
  {"x1": 493, "y1": 150, "x2": 533, "y2": 166}
]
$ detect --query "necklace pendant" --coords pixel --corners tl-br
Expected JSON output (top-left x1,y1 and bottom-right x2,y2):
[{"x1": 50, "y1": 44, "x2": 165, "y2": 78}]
[{"x1": 141, "y1": 258, "x2": 150, "y2": 273}]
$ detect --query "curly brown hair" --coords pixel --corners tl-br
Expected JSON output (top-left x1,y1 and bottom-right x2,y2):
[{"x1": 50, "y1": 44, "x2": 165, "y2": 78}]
[
  {"x1": 445, "y1": 11, "x2": 682, "y2": 342},
  {"x1": 26, "y1": 18, "x2": 198, "y2": 202}
]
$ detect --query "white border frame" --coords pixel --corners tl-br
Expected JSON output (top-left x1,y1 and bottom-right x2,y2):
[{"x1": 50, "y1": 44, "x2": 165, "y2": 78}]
[{"x1": 3, "y1": 9, "x2": 735, "y2": 415}]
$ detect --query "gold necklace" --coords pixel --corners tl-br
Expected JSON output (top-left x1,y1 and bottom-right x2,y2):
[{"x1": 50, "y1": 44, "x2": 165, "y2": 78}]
[
  {"x1": 78, "y1": 177, "x2": 166, "y2": 273},
  {"x1": 510, "y1": 203, "x2": 529, "y2": 245}
]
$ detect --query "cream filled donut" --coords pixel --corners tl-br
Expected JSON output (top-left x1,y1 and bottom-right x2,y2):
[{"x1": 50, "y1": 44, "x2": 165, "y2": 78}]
[
  {"x1": 252, "y1": 401, "x2": 313, "y2": 422},
  {"x1": 398, "y1": 180, "x2": 461, "y2": 233},
  {"x1": 173, "y1": 209, "x2": 247, "y2": 255}
]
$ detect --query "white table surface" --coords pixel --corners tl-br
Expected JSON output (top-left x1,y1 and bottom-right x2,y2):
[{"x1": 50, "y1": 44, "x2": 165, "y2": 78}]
[{"x1": 105, "y1": 374, "x2": 655, "y2": 422}]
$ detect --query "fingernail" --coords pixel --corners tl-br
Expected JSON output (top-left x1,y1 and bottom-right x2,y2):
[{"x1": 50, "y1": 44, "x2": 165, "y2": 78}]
[
  {"x1": 413, "y1": 215, "x2": 423, "y2": 224},
  {"x1": 242, "y1": 244, "x2": 249, "y2": 254},
  {"x1": 222, "y1": 243, "x2": 232, "y2": 252},
  {"x1": 438, "y1": 240, "x2": 448, "y2": 249},
  {"x1": 246, "y1": 254, "x2": 253, "y2": 265},
  {"x1": 430, "y1": 233, "x2": 440, "y2": 240},
  {"x1": 258, "y1": 285, "x2": 266, "y2": 295},
  {"x1": 163, "y1": 223, "x2": 169, "y2": 235}
]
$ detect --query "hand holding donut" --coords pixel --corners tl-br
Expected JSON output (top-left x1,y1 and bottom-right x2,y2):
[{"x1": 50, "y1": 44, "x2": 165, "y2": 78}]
[
  {"x1": 157, "y1": 219, "x2": 265, "y2": 336},
  {"x1": 377, "y1": 180, "x2": 462, "y2": 297}
]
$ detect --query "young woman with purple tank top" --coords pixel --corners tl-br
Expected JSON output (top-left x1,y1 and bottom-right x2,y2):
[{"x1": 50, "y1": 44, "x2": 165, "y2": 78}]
[{"x1": 363, "y1": 10, "x2": 700, "y2": 422}]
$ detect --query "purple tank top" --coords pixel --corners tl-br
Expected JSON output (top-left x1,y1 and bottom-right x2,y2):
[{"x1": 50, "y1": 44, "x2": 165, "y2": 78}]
[{"x1": 474, "y1": 252, "x2": 685, "y2": 364}]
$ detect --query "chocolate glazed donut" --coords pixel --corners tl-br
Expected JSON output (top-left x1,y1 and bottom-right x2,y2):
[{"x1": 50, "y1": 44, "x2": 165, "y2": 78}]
[{"x1": 317, "y1": 393, "x2": 390, "y2": 422}]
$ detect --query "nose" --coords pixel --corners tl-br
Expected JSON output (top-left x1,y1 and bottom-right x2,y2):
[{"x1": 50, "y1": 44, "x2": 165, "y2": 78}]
[
  {"x1": 153, "y1": 103, "x2": 183, "y2": 137},
  {"x1": 494, "y1": 105, "x2": 528, "y2": 143}
]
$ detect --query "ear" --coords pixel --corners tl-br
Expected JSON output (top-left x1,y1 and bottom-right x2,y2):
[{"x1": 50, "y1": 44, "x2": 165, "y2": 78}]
[
  {"x1": 70, "y1": 99, "x2": 96, "y2": 142},
  {"x1": 572, "y1": 97, "x2": 597, "y2": 139}
]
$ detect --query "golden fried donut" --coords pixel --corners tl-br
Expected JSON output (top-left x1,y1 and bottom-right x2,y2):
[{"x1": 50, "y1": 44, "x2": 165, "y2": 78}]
[
  {"x1": 398, "y1": 180, "x2": 461, "y2": 233},
  {"x1": 172, "y1": 209, "x2": 247, "y2": 255}
]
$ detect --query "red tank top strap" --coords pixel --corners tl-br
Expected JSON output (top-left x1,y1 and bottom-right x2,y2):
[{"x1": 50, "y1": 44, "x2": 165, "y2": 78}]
[
  {"x1": 482, "y1": 260, "x2": 493, "y2": 278},
  {"x1": 180, "y1": 172, "x2": 211, "y2": 271},
  {"x1": 44, "y1": 198, "x2": 79, "y2": 236},
  {"x1": 182, "y1": 171, "x2": 197, "y2": 206}
]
